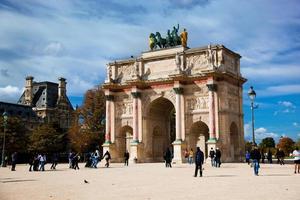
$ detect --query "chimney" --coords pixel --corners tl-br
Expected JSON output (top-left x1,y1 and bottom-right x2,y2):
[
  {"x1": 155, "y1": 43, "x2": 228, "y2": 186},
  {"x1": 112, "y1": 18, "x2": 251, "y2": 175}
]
[
  {"x1": 58, "y1": 77, "x2": 66, "y2": 99},
  {"x1": 24, "y1": 76, "x2": 34, "y2": 105}
]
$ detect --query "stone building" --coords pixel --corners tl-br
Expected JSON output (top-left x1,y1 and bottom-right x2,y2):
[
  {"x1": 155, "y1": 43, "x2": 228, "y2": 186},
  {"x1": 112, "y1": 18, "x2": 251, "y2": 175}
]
[
  {"x1": 0, "y1": 76, "x2": 73, "y2": 130},
  {"x1": 103, "y1": 45, "x2": 246, "y2": 163}
]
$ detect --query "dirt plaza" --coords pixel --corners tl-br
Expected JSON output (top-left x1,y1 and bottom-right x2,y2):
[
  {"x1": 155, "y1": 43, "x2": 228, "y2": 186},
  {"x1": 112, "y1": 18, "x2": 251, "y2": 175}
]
[{"x1": 0, "y1": 162, "x2": 299, "y2": 200}]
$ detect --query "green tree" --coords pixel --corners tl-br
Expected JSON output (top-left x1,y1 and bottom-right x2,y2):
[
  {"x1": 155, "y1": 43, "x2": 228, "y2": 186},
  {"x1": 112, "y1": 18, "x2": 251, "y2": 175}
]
[
  {"x1": 245, "y1": 140, "x2": 253, "y2": 152},
  {"x1": 0, "y1": 116, "x2": 30, "y2": 154},
  {"x1": 259, "y1": 137, "x2": 275, "y2": 150},
  {"x1": 277, "y1": 137, "x2": 295, "y2": 156},
  {"x1": 68, "y1": 86, "x2": 105, "y2": 152},
  {"x1": 29, "y1": 123, "x2": 65, "y2": 153}
]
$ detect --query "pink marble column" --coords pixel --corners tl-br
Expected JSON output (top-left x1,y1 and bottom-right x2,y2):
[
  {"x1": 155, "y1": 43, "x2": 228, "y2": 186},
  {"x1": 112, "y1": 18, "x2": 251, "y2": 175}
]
[
  {"x1": 131, "y1": 90, "x2": 141, "y2": 143},
  {"x1": 207, "y1": 84, "x2": 217, "y2": 139},
  {"x1": 173, "y1": 87, "x2": 183, "y2": 141},
  {"x1": 105, "y1": 94, "x2": 114, "y2": 143}
]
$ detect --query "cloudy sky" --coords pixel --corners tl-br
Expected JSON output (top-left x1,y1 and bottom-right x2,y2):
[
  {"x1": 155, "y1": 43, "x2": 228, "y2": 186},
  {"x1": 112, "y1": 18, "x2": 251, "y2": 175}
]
[{"x1": 0, "y1": 0, "x2": 299, "y2": 142}]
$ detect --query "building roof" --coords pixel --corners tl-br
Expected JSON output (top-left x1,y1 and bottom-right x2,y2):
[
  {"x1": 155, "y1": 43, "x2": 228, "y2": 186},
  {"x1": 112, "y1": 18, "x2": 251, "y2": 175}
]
[
  {"x1": 18, "y1": 81, "x2": 73, "y2": 110},
  {"x1": 0, "y1": 101, "x2": 37, "y2": 119}
]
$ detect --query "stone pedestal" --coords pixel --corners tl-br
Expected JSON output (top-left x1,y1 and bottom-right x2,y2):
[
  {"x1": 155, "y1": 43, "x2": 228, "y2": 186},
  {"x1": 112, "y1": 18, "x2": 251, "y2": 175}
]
[
  {"x1": 130, "y1": 142, "x2": 139, "y2": 164},
  {"x1": 206, "y1": 138, "x2": 217, "y2": 161},
  {"x1": 172, "y1": 140, "x2": 183, "y2": 164}
]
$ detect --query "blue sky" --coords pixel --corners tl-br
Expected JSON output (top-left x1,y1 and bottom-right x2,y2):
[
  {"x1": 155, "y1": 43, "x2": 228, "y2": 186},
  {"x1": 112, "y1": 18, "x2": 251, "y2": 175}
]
[{"x1": 0, "y1": 0, "x2": 299, "y2": 142}]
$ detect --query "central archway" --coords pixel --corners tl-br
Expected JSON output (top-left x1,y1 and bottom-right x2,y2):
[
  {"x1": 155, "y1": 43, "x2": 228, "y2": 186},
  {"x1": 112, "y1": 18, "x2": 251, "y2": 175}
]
[
  {"x1": 144, "y1": 97, "x2": 175, "y2": 162},
  {"x1": 115, "y1": 125, "x2": 133, "y2": 162},
  {"x1": 187, "y1": 121, "x2": 209, "y2": 158}
]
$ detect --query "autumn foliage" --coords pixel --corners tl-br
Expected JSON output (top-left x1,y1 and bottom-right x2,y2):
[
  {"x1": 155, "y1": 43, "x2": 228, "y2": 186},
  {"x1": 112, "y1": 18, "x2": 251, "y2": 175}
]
[{"x1": 68, "y1": 86, "x2": 105, "y2": 153}]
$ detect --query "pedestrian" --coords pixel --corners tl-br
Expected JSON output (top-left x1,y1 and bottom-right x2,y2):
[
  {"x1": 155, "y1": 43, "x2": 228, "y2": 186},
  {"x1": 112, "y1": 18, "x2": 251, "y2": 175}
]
[
  {"x1": 124, "y1": 150, "x2": 130, "y2": 166},
  {"x1": 50, "y1": 153, "x2": 58, "y2": 170},
  {"x1": 103, "y1": 151, "x2": 111, "y2": 168},
  {"x1": 73, "y1": 153, "x2": 80, "y2": 170},
  {"x1": 28, "y1": 154, "x2": 35, "y2": 171},
  {"x1": 215, "y1": 148, "x2": 222, "y2": 167},
  {"x1": 189, "y1": 148, "x2": 194, "y2": 164},
  {"x1": 33, "y1": 154, "x2": 39, "y2": 171},
  {"x1": 292, "y1": 147, "x2": 300, "y2": 174},
  {"x1": 267, "y1": 150, "x2": 272, "y2": 164},
  {"x1": 261, "y1": 150, "x2": 265, "y2": 163},
  {"x1": 183, "y1": 148, "x2": 189, "y2": 163},
  {"x1": 278, "y1": 149, "x2": 285, "y2": 165},
  {"x1": 164, "y1": 148, "x2": 172, "y2": 168},
  {"x1": 194, "y1": 147, "x2": 204, "y2": 177},
  {"x1": 250, "y1": 146, "x2": 261, "y2": 176},
  {"x1": 68, "y1": 151, "x2": 73, "y2": 168},
  {"x1": 38, "y1": 153, "x2": 46, "y2": 171},
  {"x1": 209, "y1": 148, "x2": 215, "y2": 167},
  {"x1": 245, "y1": 151, "x2": 250, "y2": 165},
  {"x1": 11, "y1": 152, "x2": 17, "y2": 171}
]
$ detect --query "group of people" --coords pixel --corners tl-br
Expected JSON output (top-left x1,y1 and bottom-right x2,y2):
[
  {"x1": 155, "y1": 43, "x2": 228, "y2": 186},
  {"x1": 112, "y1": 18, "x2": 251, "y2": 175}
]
[
  {"x1": 183, "y1": 148, "x2": 195, "y2": 164},
  {"x1": 209, "y1": 147, "x2": 222, "y2": 167},
  {"x1": 28, "y1": 153, "x2": 58, "y2": 171},
  {"x1": 246, "y1": 146, "x2": 300, "y2": 176}
]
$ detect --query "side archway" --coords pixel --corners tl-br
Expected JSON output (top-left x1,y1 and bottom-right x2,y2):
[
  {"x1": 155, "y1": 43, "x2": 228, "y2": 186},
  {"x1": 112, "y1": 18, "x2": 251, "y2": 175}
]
[{"x1": 115, "y1": 125, "x2": 133, "y2": 160}]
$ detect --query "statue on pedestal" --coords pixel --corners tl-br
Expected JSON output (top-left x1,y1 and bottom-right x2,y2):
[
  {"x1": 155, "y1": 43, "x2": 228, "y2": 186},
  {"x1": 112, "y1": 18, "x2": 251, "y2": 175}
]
[{"x1": 180, "y1": 28, "x2": 188, "y2": 48}]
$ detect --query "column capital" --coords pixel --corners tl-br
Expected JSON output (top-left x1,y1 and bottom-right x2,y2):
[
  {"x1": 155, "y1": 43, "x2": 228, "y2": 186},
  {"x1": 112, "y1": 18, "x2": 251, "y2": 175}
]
[
  {"x1": 131, "y1": 92, "x2": 141, "y2": 98},
  {"x1": 105, "y1": 95, "x2": 114, "y2": 101},
  {"x1": 206, "y1": 84, "x2": 218, "y2": 92},
  {"x1": 173, "y1": 87, "x2": 184, "y2": 94}
]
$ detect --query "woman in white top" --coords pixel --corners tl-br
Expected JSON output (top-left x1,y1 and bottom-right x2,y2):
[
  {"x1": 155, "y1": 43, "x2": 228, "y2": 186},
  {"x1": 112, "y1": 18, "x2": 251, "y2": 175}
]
[{"x1": 292, "y1": 147, "x2": 300, "y2": 174}]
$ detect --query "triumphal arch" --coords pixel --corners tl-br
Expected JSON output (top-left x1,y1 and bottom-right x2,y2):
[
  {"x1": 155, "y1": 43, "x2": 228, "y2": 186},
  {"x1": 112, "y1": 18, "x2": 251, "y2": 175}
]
[{"x1": 102, "y1": 44, "x2": 246, "y2": 163}]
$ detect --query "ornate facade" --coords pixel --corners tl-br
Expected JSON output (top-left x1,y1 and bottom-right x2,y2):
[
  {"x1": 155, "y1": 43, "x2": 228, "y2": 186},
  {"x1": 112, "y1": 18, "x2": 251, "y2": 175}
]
[{"x1": 102, "y1": 45, "x2": 246, "y2": 163}]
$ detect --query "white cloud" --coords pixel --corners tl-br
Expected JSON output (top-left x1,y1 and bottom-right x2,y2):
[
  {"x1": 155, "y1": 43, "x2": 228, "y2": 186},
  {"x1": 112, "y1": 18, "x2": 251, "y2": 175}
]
[
  {"x1": 0, "y1": 85, "x2": 22, "y2": 103},
  {"x1": 278, "y1": 101, "x2": 296, "y2": 108},
  {"x1": 293, "y1": 122, "x2": 299, "y2": 127},
  {"x1": 43, "y1": 41, "x2": 65, "y2": 56},
  {"x1": 254, "y1": 127, "x2": 280, "y2": 140}
]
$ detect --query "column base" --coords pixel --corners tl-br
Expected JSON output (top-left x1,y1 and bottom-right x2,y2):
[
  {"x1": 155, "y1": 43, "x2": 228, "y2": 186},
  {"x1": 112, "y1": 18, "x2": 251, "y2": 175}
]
[
  {"x1": 102, "y1": 142, "x2": 116, "y2": 162},
  {"x1": 172, "y1": 140, "x2": 183, "y2": 164},
  {"x1": 130, "y1": 142, "x2": 140, "y2": 164}
]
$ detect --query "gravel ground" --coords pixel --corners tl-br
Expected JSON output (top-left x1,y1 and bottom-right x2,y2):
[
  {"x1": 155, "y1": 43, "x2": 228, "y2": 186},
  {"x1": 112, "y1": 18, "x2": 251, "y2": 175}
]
[{"x1": 0, "y1": 162, "x2": 299, "y2": 200}]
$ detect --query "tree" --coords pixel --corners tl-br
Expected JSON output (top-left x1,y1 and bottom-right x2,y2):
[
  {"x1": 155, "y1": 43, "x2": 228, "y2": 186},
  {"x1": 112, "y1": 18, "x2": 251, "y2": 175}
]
[
  {"x1": 295, "y1": 139, "x2": 300, "y2": 149},
  {"x1": 277, "y1": 137, "x2": 295, "y2": 156},
  {"x1": 245, "y1": 140, "x2": 253, "y2": 152},
  {"x1": 0, "y1": 116, "x2": 30, "y2": 154},
  {"x1": 29, "y1": 123, "x2": 65, "y2": 153},
  {"x1": 68, "y1": 86, "x2": 105, "y2": 152},
  {"x1": 259, "y1": 137, "x2": 275, "y2": 150}
]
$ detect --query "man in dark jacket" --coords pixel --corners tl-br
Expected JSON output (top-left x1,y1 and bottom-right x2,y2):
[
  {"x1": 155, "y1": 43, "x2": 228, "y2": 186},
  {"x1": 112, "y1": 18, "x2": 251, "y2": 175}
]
[
  {"x1": 250, "y1": 147, "x2": 261, "y2": 176},
  {"x1": 194, "y1": 147, "x2": 204, "y2": 177},
  {"x1": 124, "y1": 150, "x2": 130, "y2": 166},
  {"x1": 215, "y1": 148, "x2": 222, "y2": 167},
  {"x1": 164, "y1": 148, "x2": 172, "y2": 168},
  {"x1": 209, "y1": 148, "x2": 215, "y2": 167},
  {"x1": 11, "y1": 152, "x2": 17, "y2": 171}
]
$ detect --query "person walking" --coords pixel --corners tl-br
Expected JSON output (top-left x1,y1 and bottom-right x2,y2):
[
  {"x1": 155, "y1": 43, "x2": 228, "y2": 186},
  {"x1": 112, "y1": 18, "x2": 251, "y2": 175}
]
[
  {"x1": 11, "y1": 152, "x2": 17, "y2": 171},
  {"x1": 103, "y1": 151, "x2": 111, "y2": 168},
  {"x1": 209, "y1": 148, "x2": 215, "y2": 167},
  {"x1": 183, "y1": 148, "x2": 189, "y2": 163},
  {"x1": 73, "y1": 153, "x2": 80, "y2": 170},
  {"x1": 50, "y1": 153, "x2": 58, "y2": 170},
  {"x1": 194, "y1": 147, "x2": 204, "y2": 177},
  {"x1": 278, "y1": 149, "x2": 285, "y2": 165},
  {"x1": 292, "y1": 147, "x2": 300, "y2": 174},
  {"x1": 164, "y1": 148, "x2": 172, "y2": 168},
  {"x1": 38, "y1": 153, "x2": 46, "y2": 171},
  {"x1": 124, "y1": 150, "x2": 130, "y2": 166},
  {"x1": 267, "y1": 150, "x2": 272, "y2": 164},
  {"x1": 250, "y1": 146, "x2": 261, "y2": 176},
  {"x1": 188, "y1": 148, "x2": 194, "y2": 164},
  {"x1": 245, "y1": 151, "x2": 250, "y2": 165},
  {"x1": 28, "y1": 154, "x2": 35, "y2": 171},
  {"x1": 215, "y1": 148, "x2": 222, "y2": 167}
]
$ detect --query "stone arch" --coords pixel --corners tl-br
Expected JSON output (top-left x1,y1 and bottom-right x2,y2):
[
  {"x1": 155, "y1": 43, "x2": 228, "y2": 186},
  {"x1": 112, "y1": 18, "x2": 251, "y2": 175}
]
[
  {"x1": 187, "y1": 121, "x2": 209, "y2": 158},
  {"x1": 115, "y1": 125, "x2": 133, "y2": 160},
  {"x1": 144, "y1": 97, "x2": 175, "y2": 162},
  {"x1": 230, "y1": 122, "x2": 239, "y2": 161}
]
